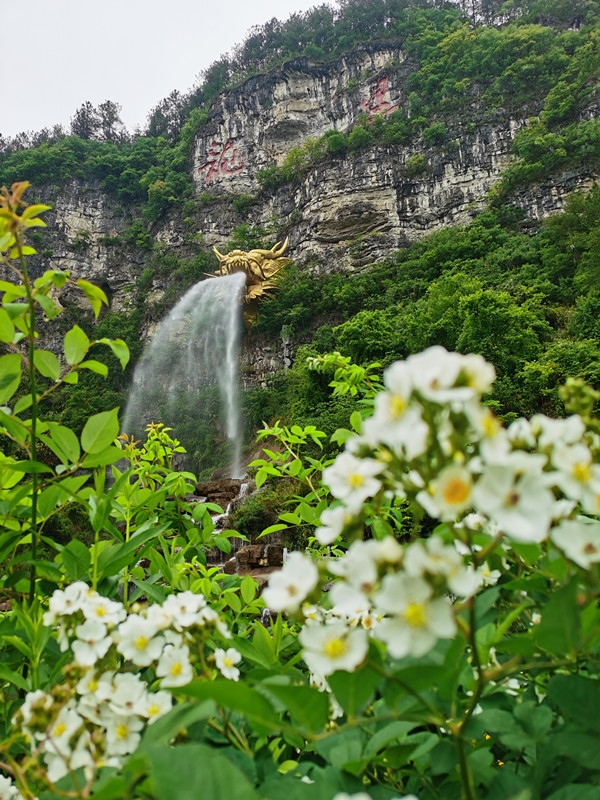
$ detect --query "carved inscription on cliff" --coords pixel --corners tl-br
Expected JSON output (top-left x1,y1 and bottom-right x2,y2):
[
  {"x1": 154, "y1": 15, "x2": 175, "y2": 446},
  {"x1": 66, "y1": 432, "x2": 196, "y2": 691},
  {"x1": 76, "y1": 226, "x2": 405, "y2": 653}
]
[
  {"x1": 198, "y1": 139, "x2": 246, "y2": 185},
  {"x1": 360, "y1": 77, "x2": 399, "y2": 117}
]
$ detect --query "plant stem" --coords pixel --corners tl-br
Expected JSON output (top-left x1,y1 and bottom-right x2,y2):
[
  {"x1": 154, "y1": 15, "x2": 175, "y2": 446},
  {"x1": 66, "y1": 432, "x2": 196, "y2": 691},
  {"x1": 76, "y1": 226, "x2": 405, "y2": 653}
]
[{"x1": 19, "y1": 245, "x2": 39, "y2": 604}]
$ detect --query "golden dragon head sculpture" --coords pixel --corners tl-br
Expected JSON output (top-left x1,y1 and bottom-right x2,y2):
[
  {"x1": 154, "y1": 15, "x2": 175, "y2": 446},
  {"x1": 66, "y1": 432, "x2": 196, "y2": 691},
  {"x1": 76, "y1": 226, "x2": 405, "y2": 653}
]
[{"x1": 210, "y1": 238, "x2": 292, "y2": 327}]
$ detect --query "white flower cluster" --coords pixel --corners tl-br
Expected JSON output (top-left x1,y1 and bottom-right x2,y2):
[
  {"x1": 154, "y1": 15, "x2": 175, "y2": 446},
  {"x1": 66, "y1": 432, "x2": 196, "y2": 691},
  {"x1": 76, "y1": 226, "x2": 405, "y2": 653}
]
[
  {"x1": 264, "y1": 347, "x2": 600, "y2": 672},
  {"x1": 291, "y1": 537, "x2": 483, "y2": 674},
  {"x1": 319, "y1": 346, "x2": 600, "y2": 558},
  {"x1": 13, "y1": 583, "x2": 240, "y2": 784}
]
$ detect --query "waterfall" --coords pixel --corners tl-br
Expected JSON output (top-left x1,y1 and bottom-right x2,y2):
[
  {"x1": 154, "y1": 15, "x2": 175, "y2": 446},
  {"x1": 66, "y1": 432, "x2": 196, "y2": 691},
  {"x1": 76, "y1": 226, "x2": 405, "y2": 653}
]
[{"x1": 122, "y1": 272, "x2": 246, "y2": 478}]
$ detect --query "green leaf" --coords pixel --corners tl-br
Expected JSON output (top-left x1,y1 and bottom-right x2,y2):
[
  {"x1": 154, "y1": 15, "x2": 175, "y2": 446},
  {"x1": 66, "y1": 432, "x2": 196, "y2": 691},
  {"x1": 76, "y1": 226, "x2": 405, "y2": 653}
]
[
  {"x1": 33, "y1": 349, "x2": 61, "y2": 380},
  {"x1": 534, "y1": 580, "x2": 580, "y2": 655},
  {"x1": 42, "y1": 422, "x2": 81, "y2": 464},
  {"x1": 141, "y1": 700, "x2": 216, "y2": 746},
  {"x1": 240, "y1": 575, "x2": 257, "y2": 604},
  {"x1": 80, "y1": 446, "x2": 124, "y2": 468},
  {"x1": 78, "y1": 359, "x2": 109, "y2": 376},
  {"x1": 64, "y1": 325, "x2": 90, "y2": 365},
  {"x1": 0, "y1": 353, "x2": 22, "y2": 403},
  {"x1": 99, "y1": 337, "x2": 130, "y2": 369},
  {"x1": 328, "y1": 660, "x2": 381, "y2": 716},
  {"x1": 548, "y1": 674, "x2": 600, "y2": 732},
  {"x1": 257, "y1": 523, "x2": 288, "y2": 539},
  {"x1": 0, "y1": 308, "x2": 15, "y2": 343},
  {"x1": 265, "y1": 684, "x2": 330, "y2": 733},
  {"x1": 0, "y1": 663, "x2": 29, "y2": 691},
  {"x1": 287, "y1": 458, "x2": 303, "y2": 476},
  {"x1": 81, "y1": 408, "x2": 120, "y2": 454},
  {"x1": 61, "y1": 539, "x2": 91, "y2": 580},
  {"x1": 77, "y1": 279, "x2": 107, "y2": 319},
  {"x1": 97, "y1": 521, "x2": 168, "y2": 578},
  {"x1": 173, "y1": 681, "x2": 279, "y2": 735},
  {"x1": 546, "y1": 788, "x2": 600, "y2": 800},
  {"x1": 146, "y1": 743, "x2": 259, "y2": 800},
  {"x1": 36, "y1": 292, "x2": 62, "y2": 319},
  {"x1": 350, "y1": 410, "x2": 363, "y2": 433}
]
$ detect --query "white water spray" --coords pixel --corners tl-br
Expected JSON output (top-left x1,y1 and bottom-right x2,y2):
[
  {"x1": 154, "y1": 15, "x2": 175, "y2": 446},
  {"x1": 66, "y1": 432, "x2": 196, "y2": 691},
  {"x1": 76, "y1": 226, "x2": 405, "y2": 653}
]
[{"x1": 122, "y1": 272, "x2": 246, "y2": 478}]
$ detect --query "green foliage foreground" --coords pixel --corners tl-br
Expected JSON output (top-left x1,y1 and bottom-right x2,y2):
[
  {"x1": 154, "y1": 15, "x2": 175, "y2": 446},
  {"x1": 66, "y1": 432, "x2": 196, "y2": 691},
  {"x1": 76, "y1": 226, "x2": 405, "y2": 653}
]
[{"x1": 1, "y1": 187, "x2": 600, "y2": 800}]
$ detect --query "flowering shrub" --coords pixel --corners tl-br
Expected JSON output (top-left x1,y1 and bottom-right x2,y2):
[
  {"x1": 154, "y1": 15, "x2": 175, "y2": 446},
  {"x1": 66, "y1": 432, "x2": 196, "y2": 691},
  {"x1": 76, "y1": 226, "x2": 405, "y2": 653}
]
[{"x1": 1, "y1": 185, "x2": 600, "y2": 799}]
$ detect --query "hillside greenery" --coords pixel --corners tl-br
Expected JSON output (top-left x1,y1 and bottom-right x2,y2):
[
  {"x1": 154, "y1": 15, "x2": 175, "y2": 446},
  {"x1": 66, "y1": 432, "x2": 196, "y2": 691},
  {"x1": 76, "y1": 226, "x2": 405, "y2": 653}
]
[{"x1": 1, "y1": 0, "x2": 600, "y2": 475}]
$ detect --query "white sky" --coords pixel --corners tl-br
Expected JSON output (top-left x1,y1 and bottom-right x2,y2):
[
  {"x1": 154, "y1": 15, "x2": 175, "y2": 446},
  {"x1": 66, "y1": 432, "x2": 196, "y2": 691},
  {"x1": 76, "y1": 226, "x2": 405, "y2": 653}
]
[{"x1": 3, "y1": 0, "x2": 328, "y2": 139}]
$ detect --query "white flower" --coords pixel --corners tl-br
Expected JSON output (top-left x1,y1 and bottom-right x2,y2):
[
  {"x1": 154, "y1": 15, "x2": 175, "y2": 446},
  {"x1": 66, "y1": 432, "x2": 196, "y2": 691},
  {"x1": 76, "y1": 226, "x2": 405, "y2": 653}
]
[
  {"x1": 551, "y1": 518, "x2": 600, "y2": 569},
  {"x1": 361, "y1": 362, "x2": 429, "y2": 459},
  {"x1": 416, "y1": 464, "x2": 474, "y2": 521},
  {"x1": 43, "y1": 582, "x2": 89, "y2": 625},
  {"x1": 262, "y1": 551, "x2": 319, "y2": 613},
  {"x1": 133, "y1": 690, "x2": 173, "y2": 722},
  {"x1": 156, "y1": 644, "x2": 194, "y2": 687},
  {"x1": 82, "y1": 594, "x2": 125, "y2": 626},
  {"x1": 75, "y1": 669, "x2": 113, "y2": 701},
  {"x1": 461, "y1": 353, "x2": 496, "y2": 395},
  {"x1": 531, "y1": 414, "x2": 585, "y2": 450},
  {"x1": 374, "y1": 574, "x2": 456, "y2": 658},
  {"x1": 16, "y1": 689, "x2": 53, "y2": 726},
  {"x1": 72, "y1": 619, "x2": 112, "y2": 667},
  {"x1": 322, "y1": 452, "x2": 382, "y2": 512},
  {"x1": 552, "y1": 443, "x2": 600, "y2": 505},
  {"x1": 0, "y1": 775, "x2": 26, "y2": 800},
  {"x1": 329, "y1": 581, "x2": 372, "y2": 620},
  {"x1": 328, "y1": 540, "x2": 379, "y2": 593},
  {"x1": 404, "y1": 538, "x2": 482, "y2": 597},
  {"x1": 105, "y1": 713, "x2": 144, "y2": 756},
  {"x1": 108, "y1": 672, "x2": 147, "y2": 716},
  {"x1": 408, "y1": 346, "x2": 469, "y2": 404},
  {"x1": 115, "y1": 615, "x2": 165, "y2": 666},
  {"x1": 472, "y1": 464, "x2": 555, "y2": 543},
  {"x1": 214, "y1": 647, "x2": 242, "y2": 681},
  {"x1": 161, "y1": 591, "x2": 207, "y2": 629},
  {"x1": 43, "y1": 705, "x2": 84, "y2": 757},
  {"x1": 316, "y1": 505, "x2": 352, "y2": 545},
  {"x1": 299, "y1": 621, "x2": 368, "y2": 676}
]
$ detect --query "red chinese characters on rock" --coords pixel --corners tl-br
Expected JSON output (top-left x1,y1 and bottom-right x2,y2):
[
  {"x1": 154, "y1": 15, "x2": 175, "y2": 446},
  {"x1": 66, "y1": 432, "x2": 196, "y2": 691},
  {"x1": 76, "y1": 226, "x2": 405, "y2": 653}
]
[
  {"x1": 198, "y1": 140, "x2": 246, "y2": 185},
  {"x1": 360, "y1": 77, "x2": 399, "y2": 118}
]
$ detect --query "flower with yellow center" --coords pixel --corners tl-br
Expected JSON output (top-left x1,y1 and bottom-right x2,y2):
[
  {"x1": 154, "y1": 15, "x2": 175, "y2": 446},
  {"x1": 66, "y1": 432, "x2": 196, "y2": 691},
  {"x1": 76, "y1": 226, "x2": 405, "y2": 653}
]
[
  {"x1": 417, "y1": 464, "x2": 473, "y2": 521},
  {"x1": 299, "y1": 621, "x2": 368, "y2": 676},
  {"x1": 374, "y1": 573, "x2": 456, "y2": 659},
  {"x1": 156, "y1": 644, "x2": 193, "y2": 688},
  {"x1": 215, "y1": 647, "x2": 242, "y2": 681}
]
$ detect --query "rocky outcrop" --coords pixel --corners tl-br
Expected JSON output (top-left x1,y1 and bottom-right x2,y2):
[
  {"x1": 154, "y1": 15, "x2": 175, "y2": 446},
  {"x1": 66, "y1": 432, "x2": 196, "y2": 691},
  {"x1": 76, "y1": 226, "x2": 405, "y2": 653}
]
[{"x1": 22, "y1": 42, "x2": 600, "y2": 364}]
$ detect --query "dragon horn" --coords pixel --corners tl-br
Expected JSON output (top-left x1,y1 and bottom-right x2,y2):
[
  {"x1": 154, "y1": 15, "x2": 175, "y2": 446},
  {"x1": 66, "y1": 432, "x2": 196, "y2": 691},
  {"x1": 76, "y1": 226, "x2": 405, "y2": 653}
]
[
  {"x1": 212, "y1": 246, "x2": 226, "y2": 262},
  {"x1": 271, "y1": 237, "x2": 289, "y2": 256}
]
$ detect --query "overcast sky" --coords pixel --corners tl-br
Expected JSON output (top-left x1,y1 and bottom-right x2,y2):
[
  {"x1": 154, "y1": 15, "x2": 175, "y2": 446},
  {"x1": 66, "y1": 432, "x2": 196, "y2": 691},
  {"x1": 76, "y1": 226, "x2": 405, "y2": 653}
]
[{"x1": 3, "y1": 0, "x2": 328, "y2": 139}]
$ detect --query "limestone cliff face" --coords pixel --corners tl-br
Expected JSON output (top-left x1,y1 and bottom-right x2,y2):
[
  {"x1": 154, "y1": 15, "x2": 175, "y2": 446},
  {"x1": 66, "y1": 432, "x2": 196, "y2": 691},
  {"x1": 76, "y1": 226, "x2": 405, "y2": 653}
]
[
  {"x1": 189, "y1": 46, "x2": 599, "y2": 275},
  {"x1": 27, "y1": 182, "x2": 139, "y2": 315},
  {"x1": 24, "y1": 41, "x2": 600, "y2": 378}
]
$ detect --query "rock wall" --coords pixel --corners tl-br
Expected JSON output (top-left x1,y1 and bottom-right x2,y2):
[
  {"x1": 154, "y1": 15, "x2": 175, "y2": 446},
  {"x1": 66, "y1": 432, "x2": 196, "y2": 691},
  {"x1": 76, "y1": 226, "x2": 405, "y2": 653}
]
[
  {"x1": 190, "y1": 46, "x2": 599, "y2": 274},
  {"x1": 22, "y1": 41, "x2": 600, "y2": 383}
]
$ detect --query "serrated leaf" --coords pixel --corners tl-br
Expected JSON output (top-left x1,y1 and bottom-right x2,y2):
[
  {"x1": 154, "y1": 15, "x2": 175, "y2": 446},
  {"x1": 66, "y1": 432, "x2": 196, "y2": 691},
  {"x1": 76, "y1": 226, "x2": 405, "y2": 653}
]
[{"x1": 64, "y1": 325, "x2": 90, "y2": 365}]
